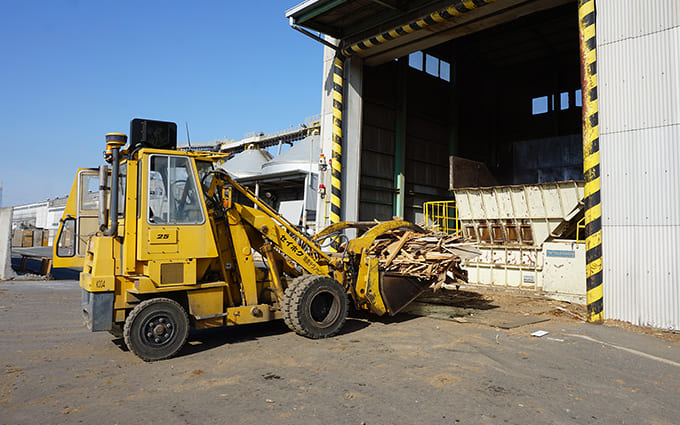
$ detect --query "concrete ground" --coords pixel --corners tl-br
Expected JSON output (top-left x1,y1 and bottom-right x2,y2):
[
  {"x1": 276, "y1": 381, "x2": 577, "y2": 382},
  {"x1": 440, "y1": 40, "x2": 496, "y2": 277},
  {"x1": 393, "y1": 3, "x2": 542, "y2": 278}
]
[{"x1": 1, "y1": 279, "x2": 679, "y2": 425}]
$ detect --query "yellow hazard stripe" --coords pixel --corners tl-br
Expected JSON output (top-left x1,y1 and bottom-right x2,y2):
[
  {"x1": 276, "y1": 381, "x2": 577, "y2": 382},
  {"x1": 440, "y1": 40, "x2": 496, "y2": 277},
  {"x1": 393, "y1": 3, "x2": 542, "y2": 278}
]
[
  {"x1": 583, "y1": 149, "x2": 599, "y2": 171},
  {"x1": 579, "y1": 0, "x2": 602, "y2": 323},
  {"x1": 585, "y1": 203, "x2": 601, "y2": 225},
  {"x1": 331, "y1": 51, "x2": 344, "y2": 225},
  {"x1": 586, "y1": 229, "x2": 602, "y2": 252},
  {"x1": 445, "y1": 7, "x2": 462, "y2": 16},
  {"x1": 584, "y1": 177, "x2": 600, "y2": 201},
  {"x1": 341, "y1": 1, "x2": 495, "y2": 56}
]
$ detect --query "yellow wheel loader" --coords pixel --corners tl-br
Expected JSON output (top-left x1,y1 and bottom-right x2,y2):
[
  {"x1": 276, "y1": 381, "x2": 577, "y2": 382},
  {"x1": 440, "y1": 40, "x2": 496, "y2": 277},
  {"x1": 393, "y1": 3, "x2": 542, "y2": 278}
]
[{"x1": 54, "y1": 119, "x2": 432, "y2": 361}]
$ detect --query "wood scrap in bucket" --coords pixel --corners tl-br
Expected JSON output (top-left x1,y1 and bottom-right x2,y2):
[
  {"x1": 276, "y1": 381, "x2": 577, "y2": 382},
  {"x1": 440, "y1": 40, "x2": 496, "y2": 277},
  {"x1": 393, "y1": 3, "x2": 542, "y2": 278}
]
[{"x1": 369, "y1": 228, "x2": 479, "y2": 290}]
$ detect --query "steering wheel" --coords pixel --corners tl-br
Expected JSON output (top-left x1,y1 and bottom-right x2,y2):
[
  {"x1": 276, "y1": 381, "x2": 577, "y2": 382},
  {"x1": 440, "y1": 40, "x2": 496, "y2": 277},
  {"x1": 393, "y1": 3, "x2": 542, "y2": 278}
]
[{"x1": 171, "y1": 179, "x2": 193, "y2": 215}]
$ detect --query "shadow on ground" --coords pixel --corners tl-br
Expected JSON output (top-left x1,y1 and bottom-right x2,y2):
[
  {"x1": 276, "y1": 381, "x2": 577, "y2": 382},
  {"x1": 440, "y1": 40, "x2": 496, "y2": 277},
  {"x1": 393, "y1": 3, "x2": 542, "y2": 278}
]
[
  {"x1": 403, "y1": 289, "x2": 555, "y2": 329},
  {"x1": 404, "y1": 289, "x2": 500, "y2": 319},
  {"x1": 112, "y1": 316, "x2": 374, "y2": 359},
  {"x1": 416, "y1": 289, "x2": 499, "y2": 310}
]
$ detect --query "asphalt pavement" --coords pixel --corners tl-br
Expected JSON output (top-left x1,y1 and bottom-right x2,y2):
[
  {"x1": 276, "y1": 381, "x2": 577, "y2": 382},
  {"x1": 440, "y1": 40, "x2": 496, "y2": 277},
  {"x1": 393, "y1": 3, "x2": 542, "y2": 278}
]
[{"x1": 1, "y1": 279, "x2": 679, "y2": 424}]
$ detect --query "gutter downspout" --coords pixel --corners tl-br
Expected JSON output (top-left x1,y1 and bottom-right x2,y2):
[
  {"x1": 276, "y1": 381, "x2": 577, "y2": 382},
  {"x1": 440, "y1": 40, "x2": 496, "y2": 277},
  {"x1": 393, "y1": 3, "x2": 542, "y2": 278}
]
[
  {"x1": 289, "y1": 0, "x2": 497, "y2": 223},
  {"x1": 289, "y1": 17, "x2": 345, "y2": 225},
  {"x1": 289, "y1": 18, "x2": 340, "y2": 51}
]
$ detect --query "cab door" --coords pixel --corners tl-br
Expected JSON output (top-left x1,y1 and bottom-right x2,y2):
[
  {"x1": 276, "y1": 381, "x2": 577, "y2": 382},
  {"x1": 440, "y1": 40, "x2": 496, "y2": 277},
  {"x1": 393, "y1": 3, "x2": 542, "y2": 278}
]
[{"x1": 53, "y1": 169, "x2": 101, "y2": 267}]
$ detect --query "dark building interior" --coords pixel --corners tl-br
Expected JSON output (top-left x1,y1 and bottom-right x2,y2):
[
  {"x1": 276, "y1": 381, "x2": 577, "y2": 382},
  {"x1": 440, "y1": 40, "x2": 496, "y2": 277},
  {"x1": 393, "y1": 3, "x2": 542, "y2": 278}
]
[{"x1": 359, "y1": 3, "x2": 583, "y2": 222}]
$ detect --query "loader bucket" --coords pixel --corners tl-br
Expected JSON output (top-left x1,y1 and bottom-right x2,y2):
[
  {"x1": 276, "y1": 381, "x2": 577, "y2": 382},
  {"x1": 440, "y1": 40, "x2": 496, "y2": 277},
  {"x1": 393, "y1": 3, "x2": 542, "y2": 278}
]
[{"x1": 380, "y1": 272, "x2": 429, "y2": 316}]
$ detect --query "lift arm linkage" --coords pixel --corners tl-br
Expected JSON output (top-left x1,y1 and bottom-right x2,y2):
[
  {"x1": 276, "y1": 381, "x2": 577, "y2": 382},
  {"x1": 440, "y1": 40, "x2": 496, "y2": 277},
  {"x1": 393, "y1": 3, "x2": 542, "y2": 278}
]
[{"x1": 212, "y1": 169, "x2": 340, "y2": 274}]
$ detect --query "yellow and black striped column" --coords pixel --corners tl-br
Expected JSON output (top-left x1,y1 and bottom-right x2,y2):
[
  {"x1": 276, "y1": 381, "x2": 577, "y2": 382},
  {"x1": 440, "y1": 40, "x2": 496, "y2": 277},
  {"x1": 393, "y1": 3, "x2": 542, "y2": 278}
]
[
  {"x1": 330, "y1": 52, "x2": 344, "y2": 224},
  {"x1": 579, "y1": 0, "x2": 603, "y2": 323}
]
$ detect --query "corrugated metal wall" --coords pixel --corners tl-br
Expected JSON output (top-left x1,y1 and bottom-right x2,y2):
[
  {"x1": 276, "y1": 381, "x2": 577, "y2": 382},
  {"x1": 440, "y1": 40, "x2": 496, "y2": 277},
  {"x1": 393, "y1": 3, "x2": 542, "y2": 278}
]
[{"x1": 598, "y1": 0, "x2": 680, "y2": 329}]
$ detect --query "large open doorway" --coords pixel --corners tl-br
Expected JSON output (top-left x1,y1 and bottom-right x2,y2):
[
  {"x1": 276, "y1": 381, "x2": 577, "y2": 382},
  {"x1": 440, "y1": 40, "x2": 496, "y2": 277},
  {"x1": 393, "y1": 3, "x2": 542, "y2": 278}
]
[{"x1": 359, "y1": 2, "x2": 581, "y2": 223}]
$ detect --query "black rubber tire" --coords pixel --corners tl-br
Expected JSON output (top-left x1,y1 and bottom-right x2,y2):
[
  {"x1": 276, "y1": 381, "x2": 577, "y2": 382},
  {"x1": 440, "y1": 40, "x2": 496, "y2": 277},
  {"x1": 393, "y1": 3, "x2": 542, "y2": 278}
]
[
  {"x1": 285, "y1": 275, "x2": 348, "y2": 339},
  {"x1": 281, "y1": 274, "x2": 315, "y2": 331},
  {"x1": 123, "y1": 298, "x2": 189, "y2": 362}
]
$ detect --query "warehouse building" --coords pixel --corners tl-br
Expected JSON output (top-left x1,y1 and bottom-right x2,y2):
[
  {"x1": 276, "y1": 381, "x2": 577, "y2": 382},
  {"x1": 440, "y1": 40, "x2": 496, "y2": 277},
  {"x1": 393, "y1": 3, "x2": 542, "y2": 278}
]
[
  {"x1": 286, "y1": 0, "x2": 679, "y2": 329},
  {"x1": 12, "y1": 197, "x2": 67, "y2": 246}
]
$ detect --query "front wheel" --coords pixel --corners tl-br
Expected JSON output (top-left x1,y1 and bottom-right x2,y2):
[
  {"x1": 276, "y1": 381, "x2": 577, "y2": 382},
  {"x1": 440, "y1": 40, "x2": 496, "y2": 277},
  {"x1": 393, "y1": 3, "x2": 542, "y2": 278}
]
[
  {"x1": 283, "y1": 275, "x2": 348, "y2": 339},
  {"x1": 123, "y1": 298, "x2": 189, "y2": 362}
]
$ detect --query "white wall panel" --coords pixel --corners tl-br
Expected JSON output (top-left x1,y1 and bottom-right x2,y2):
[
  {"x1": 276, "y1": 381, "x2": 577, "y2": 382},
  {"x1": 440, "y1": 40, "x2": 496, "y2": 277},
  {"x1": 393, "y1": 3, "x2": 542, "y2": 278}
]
[
  {"x1": 598, "y1": 27, "x2": 680, "y2": 133},
  {"x1": 602, "y1": 226, "x2": 680, "y2": 330},
  {"x1": 598, "y1": 0, "x2": 680, "y2": 45},
  {"x1": 598, "y1": 0, "x2": 680, "y2": 329},
  {"x1": 600, "y1": 126, "x2": 680, "y2": 227}
]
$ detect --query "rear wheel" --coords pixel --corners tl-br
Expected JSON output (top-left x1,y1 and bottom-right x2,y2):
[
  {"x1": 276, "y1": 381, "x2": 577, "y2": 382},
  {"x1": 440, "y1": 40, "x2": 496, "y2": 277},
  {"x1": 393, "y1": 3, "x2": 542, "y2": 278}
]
[
  {"x1": 284, "y1": 275, "x2": 348, "y2": 338},
  {"x1": 123, "y1": 298, "x2": 189, "y2": 362}
]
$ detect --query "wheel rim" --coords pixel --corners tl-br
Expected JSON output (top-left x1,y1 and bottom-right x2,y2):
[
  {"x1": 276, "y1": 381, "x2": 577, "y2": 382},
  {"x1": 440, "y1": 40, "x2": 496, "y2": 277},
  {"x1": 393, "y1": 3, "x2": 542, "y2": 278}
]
[
  {"x1": 140, "y1": 312, "x2": 176, "y2": 347},
  {"x1": 308, "y1": 290, "x2": 340, "y2": 328}
]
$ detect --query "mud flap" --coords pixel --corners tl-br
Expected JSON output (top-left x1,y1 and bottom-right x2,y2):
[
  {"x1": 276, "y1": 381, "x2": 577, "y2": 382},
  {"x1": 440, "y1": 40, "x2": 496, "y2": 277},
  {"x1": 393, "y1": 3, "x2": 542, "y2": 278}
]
[
  {"x1": 82, "y1": 289, "x2": 114, "y2": 331},
  {"x1": 380, "y1": 272, "x2": 428, "y2": 316}
]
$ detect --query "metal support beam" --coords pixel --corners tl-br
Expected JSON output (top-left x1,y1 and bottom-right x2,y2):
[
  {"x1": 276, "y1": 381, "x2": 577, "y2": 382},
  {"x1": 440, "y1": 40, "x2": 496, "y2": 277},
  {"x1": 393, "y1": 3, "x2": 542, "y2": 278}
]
[
  {"x1": 393, "y1": 57, "x2": 407, "y2": 219},
  {"x1": 344, "y1": 56, "x2": 364, "y2": 232},
  {"x1": 448, "y1": 61, "x2": 459, "y2": 192}
]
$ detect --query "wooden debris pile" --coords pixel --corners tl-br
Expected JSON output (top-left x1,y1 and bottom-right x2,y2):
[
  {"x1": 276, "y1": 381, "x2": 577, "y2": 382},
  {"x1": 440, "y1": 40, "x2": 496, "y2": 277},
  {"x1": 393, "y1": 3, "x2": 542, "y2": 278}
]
[{"x1": 369, "y1": 228, "x2": 480, "y2": 290}]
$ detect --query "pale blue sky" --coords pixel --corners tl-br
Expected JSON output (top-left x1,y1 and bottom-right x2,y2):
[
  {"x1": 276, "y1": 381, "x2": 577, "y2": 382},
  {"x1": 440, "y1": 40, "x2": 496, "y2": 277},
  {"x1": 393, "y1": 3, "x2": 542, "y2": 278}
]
[{"x1": 0, "y1": 1, "x2": 322, "y2": 206}]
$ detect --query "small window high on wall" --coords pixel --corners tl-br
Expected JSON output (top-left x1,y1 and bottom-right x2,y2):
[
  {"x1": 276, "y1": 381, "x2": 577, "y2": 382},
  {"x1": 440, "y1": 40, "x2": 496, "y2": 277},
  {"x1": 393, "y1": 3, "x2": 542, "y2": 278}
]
[
  {"x1": 532, "y1": 89, "x2": 583, "y2": 115},
  {"x1": 409, "y1": 51, "x2": 451, "y2": 82}
]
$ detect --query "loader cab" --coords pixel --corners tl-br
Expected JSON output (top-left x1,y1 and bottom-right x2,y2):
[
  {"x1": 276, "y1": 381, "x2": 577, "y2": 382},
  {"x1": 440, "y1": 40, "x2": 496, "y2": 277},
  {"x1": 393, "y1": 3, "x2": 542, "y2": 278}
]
[
  {"x1": 53, "y1": 119, "x2": 215, "y2": 274},
  {"x1": 134, "y1": 148, "x2": 219, "y2": 277},
  {"x1": 128, "y1": 121, "x2": 219, "y2": 286}
]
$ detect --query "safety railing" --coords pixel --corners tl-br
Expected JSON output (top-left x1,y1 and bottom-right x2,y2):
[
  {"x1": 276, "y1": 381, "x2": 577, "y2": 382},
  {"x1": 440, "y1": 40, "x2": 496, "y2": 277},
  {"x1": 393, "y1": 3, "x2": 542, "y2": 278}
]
[
  {"x1": 423, "y1": 200, "x2": 460, "y2": 235},
  {"x1": 576, "y1": 216, "x2": 586, "y2": 242}
]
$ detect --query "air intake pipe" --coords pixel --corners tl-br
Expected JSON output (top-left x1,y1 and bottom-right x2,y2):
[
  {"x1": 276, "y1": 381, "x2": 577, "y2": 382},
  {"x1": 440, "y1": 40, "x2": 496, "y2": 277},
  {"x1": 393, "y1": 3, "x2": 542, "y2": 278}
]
[
  {"x1": 98, "y1": 164, "x2": 109, "y2": 231},
  {"x1": 102, "y1": 133, "x2": 127, "y2": 237}
]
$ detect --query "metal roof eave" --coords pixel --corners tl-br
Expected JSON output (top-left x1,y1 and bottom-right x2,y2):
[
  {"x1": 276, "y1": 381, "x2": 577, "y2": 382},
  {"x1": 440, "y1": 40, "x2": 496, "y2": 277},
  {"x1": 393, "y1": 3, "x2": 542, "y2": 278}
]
[
  {"x1": 286, "y1": 0, "x2": 454, "y2": 41},
  {"x1": 286, "y1": 0, "x2": 349, "y2": 24},
  {"x1": 285, "y1": 0, "x2": 325, "y2": 18},
  {"x1": 287, "y1": 0, "x2": 575, "y2": 66}
]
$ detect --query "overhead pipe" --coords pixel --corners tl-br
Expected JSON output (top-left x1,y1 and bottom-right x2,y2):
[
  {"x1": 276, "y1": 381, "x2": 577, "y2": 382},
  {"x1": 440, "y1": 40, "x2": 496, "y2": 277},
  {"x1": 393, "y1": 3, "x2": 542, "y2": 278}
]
[{"x1": 290, "y1": 0, "x2": 497, "y2": 223}]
